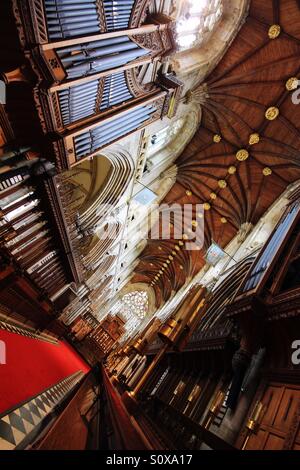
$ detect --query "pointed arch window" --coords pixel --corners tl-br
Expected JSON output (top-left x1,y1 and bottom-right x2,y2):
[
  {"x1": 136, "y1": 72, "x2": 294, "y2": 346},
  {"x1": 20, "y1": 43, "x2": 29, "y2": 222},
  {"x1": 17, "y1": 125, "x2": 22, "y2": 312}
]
[
  {"x1": 177, "y1": 0, "x2": 223, "y2": 50},
  {"x1": 148, "y1": 118, "x2": 185, "y2": 156},
  {"x1": 121, "y1": 291, "x2": 149, "y2": 319}
]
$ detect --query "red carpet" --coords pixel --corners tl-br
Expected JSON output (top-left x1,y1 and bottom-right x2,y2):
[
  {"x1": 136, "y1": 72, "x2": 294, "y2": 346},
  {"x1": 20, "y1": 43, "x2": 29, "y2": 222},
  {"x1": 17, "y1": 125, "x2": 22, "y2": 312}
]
[{"x1": 0, "y1": 330, "x2": 90, "y2": 414}]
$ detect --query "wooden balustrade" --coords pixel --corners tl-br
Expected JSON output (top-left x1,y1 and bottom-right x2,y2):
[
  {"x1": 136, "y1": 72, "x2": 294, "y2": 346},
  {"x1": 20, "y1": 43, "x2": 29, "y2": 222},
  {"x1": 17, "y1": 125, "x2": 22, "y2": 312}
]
[{"x1": 34, "y1": 365, "x2": 173, "y2": 449}]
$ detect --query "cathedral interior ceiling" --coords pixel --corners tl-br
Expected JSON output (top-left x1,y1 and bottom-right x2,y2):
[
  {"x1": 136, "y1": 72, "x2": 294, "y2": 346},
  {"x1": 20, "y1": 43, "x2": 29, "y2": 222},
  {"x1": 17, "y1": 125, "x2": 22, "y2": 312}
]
[{"x1": 132, "y1": 0, "x2": 300, "y2": 306}]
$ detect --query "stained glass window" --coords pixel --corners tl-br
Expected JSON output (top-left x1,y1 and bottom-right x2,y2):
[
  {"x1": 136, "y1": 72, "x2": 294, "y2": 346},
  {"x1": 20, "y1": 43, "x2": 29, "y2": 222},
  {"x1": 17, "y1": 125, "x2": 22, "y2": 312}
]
[{"x1": 121, "y1": 291, "x2": 149, "y2": 319}]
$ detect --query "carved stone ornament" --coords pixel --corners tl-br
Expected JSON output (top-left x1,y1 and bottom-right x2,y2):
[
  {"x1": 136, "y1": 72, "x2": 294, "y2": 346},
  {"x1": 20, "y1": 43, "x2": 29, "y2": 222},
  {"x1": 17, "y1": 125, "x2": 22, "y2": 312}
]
[
  {"x1": 262, "y1": 167, "x2": 272, "y2": 176},
  {"x1": 218, "y1": 179, "x2": 227, "y2": 189},
  {"x1": 268, "y1": 24, "x2": 281, "y2": 39},
  {"x1": 237, "y1": 222, "x2": 253, "y2": 243},
  {"x1": 286, "y1": 77, "x2": 299, "y2": 91},
  {"x1": 236, "y1": 149, "x2": 249, "y2": 161},
  {"x1": 228, "y1": 166, "x2": 237, "y2": 174},
  {"x1": 249, "y1": 133, "x2": 260, "y2": 145},
  {"x1": 265, "y1": 106, "x2": 279, "y2": 120},
  {"x1": 185, "y1": 83, "x2": 209, "y2": 105}
]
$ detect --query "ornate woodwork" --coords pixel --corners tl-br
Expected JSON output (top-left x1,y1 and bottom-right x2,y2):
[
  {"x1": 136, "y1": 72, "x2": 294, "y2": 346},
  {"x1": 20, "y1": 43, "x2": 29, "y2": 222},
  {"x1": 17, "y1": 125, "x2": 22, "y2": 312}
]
[{"x1": 13, "y1": 0, "x2": 154, "y2": 45}]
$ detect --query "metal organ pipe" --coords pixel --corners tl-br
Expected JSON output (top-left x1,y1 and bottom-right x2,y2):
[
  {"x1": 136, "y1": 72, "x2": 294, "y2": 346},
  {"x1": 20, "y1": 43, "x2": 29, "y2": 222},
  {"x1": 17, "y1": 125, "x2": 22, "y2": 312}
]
[
  {"x1": 74, "y1": 105, "x2": 155, "y2": 158},
  {"x1": 44, "y1": 0, "x2": 135, "y2": 39},
  {"x1": 244, "y1": 204, "x2": 299, "y2": 291},
  {"x1": 57, "y1": 38, "x2": 150, "y2": 79},
  {"x1": 58, "y1": 71, "x2": 133, "y2": 125}
]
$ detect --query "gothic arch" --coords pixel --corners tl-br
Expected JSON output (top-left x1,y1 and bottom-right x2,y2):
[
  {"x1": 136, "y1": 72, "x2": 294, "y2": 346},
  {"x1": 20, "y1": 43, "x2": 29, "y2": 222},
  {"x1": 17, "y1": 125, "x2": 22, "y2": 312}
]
[{"x1": 78, "y1": 146, "x2": 135, "y2": 233}]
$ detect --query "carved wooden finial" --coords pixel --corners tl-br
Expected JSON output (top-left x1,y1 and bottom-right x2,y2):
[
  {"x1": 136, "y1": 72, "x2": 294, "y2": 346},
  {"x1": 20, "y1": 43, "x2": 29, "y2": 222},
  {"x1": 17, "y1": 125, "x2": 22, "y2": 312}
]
[{"x1": 1, "y1": 66, "x2": 31, "y2": 85}]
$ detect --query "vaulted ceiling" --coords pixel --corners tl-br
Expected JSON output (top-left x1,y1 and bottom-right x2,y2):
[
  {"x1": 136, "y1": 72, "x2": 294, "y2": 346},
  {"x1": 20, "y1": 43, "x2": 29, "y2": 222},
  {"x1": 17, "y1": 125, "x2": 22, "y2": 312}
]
[{"x1": 131, "y1": 0, "x2": 300, "y2": 306}]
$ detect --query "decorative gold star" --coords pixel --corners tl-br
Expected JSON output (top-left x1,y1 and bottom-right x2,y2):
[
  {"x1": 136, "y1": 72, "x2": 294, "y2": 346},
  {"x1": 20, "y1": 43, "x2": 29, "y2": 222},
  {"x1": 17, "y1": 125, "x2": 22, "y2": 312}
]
[
  {"x1": 220, "y1": 217, "x2": 227, "y2": 224},
  {"x1": 210, "y1": 192, "x2": 217, "y2": 200},
  {"x1": 186, "y1": 189, "x2": 192, "y2": 197},
  {"x1": 203, "y1": 202, "x2": 211, "y2": 210}
]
